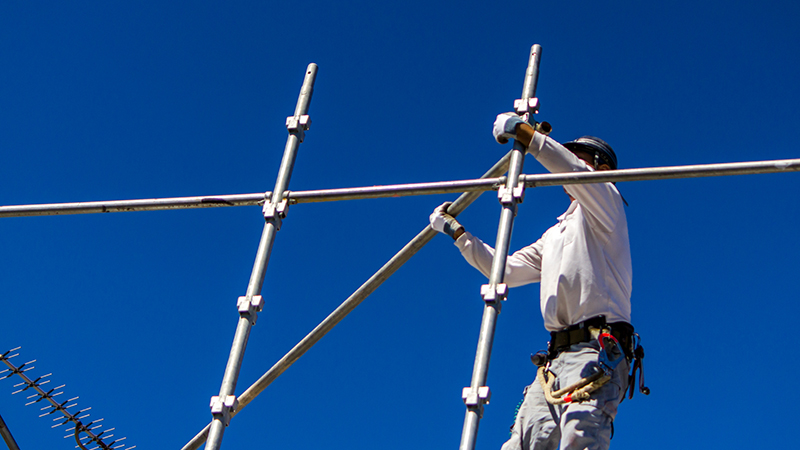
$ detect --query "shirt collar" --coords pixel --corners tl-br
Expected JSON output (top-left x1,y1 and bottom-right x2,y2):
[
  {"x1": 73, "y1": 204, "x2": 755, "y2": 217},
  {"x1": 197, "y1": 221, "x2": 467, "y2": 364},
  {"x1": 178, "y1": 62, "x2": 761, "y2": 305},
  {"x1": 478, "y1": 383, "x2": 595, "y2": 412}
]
[{"x1": 557, "y1": 200, "x2": 579, "y2": 222}]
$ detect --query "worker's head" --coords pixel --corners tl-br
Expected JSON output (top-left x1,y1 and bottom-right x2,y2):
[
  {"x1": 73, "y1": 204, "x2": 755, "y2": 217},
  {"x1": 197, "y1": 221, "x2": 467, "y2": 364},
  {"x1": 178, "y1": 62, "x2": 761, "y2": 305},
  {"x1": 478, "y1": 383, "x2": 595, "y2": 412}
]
[{"x1": 563, "y1": 136, "x2": 617, "y2": 171}]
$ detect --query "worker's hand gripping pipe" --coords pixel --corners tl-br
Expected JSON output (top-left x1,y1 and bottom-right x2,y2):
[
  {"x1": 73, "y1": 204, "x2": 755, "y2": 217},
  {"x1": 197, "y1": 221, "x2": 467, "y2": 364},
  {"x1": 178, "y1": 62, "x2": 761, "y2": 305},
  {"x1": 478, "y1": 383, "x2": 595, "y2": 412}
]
[{"x1": 459, "y1": 44, "x2": 542, "y2": 450}]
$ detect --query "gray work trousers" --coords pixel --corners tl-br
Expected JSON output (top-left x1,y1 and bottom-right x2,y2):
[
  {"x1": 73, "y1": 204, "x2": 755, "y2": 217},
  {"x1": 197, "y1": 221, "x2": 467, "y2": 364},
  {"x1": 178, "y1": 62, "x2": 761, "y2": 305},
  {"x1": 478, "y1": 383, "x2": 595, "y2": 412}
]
[{"x1": 501, "y1": 341, "x2": 629, "y2": 450}]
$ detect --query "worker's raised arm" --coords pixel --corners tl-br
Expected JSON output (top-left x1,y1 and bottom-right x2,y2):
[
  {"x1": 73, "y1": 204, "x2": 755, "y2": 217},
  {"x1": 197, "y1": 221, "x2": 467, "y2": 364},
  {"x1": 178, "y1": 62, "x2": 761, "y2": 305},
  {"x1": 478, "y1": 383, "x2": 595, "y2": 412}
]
[
  {"x1": 492, "y1": 114, "x2": 625, "y2": 233},
  {"x1": 529, "y1": 134, "x2": 624, "y2": 232}
]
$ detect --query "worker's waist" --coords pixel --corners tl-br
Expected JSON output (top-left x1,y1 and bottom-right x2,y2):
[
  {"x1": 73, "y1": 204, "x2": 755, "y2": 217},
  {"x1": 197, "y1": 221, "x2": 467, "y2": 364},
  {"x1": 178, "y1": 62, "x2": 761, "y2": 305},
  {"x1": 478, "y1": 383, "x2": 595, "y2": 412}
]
[{"x1": 548, "y1": 315, "x2": 634, "y2": 359}]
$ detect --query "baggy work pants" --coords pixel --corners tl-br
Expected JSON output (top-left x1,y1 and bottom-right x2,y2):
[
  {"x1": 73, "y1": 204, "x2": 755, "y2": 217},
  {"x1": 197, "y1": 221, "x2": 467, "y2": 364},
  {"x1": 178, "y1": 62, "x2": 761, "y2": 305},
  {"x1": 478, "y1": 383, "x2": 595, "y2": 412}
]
[{"x1": 501, "y1": 342, "x2": 629, "y2": 450}]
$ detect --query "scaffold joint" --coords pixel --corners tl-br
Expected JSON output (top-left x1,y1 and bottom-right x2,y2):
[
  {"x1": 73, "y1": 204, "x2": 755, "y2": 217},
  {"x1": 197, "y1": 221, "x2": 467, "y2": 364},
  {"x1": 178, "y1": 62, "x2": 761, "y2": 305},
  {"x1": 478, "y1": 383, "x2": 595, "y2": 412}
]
[
  {"x1": 286, "y1": 115, "x2": 311, "y2": 142},
  {"x1": 497, "y1": 184, "x2": 525, "y2": 205},
  {"x1": 210, "y1": 395, "x2": 238, "y2": 427},
  {"x1": 514, "y1": 97, "x2": 540, "y2": 116},
  {"x1": 481, "y1": 283, "x2": 508, "y2": 303},
  {"x1": 262, "y1": 199, "x2": 290, "y2": 229},
  {"x1": 237, "y1": 295, "x2": 264, "y2": 325},
  {"x1": 462, "y1": 386, "x2": 491, "y2": 407}
]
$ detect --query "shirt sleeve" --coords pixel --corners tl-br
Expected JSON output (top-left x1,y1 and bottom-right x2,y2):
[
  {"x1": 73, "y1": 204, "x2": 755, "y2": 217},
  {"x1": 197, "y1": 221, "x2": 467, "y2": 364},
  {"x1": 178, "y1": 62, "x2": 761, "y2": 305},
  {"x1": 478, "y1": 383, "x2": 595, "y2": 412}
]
[
  {"x1": 454, "y1": 231, "x2": 543, "y2": 287},
  {"x1": 528, "y1": 133, "x2": 625, "y2": 233}
]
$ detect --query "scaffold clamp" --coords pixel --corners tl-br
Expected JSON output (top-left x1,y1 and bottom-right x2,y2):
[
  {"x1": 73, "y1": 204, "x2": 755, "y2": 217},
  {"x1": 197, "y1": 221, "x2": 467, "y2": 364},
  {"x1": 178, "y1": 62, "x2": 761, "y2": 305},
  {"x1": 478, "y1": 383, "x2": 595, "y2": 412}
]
[
  {"x1": 481, "y1": 283, "x2": 508, "y2": 303},
  {"x1": 285, "y1": 114, "x2": 311, "y2": 142},
  {"x1": 462, "y1": 386, "x2": 492, "y2": 407},
  {"x1": 514, "y1": 97, "x2": 539, "y2": 116},
  {"x1": 497, "y1": 183, "x2": 525, "y2": 205},
  {"x1": 210, "y1": 395, "x2": 239, "y2": 427},
  {"x1": 237, "y1": 295, "x2": 264, "y2": 325},
  {"x1": 262, "y1": 198, "x2": 290, "y2": 229}
]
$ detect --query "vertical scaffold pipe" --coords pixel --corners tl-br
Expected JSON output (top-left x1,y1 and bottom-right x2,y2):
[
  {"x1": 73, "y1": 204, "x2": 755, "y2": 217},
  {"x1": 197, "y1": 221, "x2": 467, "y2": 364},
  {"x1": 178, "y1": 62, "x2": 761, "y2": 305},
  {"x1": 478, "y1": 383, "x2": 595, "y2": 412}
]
[
  {"x1": 204, "y1": 64, "x2": 318, "y2": 450},
  {"x1": 459, "y1": 44, "x2": 541, "y2": 450}
]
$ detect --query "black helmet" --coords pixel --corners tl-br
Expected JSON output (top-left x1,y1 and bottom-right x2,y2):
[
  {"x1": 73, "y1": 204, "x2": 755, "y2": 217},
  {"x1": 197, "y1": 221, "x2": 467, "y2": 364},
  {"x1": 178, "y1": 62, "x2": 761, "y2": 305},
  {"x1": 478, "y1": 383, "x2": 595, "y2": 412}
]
[{"x1": 563, "y1": 136, "x2": 617, "y2": 170}]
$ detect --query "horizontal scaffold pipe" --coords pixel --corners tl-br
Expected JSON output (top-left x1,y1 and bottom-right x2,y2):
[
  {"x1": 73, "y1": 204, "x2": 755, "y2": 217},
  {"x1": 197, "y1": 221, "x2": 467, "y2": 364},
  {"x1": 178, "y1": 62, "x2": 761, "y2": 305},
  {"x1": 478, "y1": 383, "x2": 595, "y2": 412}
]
[
  {"x1": 520, "y1": 158, "x2": 800, "y2": 187},
  {"x1": 2, "y1": 158, "x2": 799, "y2": 219},
  {"x1": 0, "y1": 179, "x2": 501, "y2": 218},
  {"x1": 0, "y1": 194, "x2": 266, "y2": 218}
]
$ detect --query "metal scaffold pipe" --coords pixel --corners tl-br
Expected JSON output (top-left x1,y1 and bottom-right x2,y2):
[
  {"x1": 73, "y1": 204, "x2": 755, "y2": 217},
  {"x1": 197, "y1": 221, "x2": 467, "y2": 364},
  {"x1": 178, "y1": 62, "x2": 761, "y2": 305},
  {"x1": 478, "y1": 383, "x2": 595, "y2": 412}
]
[
  {"x1": 0, "y1": 194, "x2": 265, "y2": 217},
  {"x1": 180, "y1": 153, "x2": 514, "y2": 450},
  {"x1": 520, "y1": 158, "x2": 800, "y2": 186},
  {"x1": 459, "y1": 44, "x2": 542, "y2": 450},
  {"x1": 1, "y1": 158, "x2": 798, "y2": 219},
  {"x1": 204, "y1": 63, "x2": 318, "y2": 450},
  {"x1": 521, "y1": 43, "x2": 541, "y2": 102}
]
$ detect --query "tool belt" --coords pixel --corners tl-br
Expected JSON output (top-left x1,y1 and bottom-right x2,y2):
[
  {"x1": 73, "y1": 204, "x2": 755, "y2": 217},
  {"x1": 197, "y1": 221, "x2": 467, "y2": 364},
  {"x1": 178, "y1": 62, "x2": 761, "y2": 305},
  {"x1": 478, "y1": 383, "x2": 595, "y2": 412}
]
[
  {"x1": 547, "y1": 315, "x2": 634, "y2": 360},
  {"x1": 534, "y1": 315, "x2": 649, "y2": 403}
]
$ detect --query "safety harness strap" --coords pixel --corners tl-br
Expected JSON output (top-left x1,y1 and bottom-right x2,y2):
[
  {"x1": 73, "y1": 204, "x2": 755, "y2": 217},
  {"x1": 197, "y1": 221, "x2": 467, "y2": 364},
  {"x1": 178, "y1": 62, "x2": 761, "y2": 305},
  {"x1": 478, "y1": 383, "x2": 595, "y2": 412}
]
[{"x1": 548, "y1": 316, "x2": 634, "y2": 360}]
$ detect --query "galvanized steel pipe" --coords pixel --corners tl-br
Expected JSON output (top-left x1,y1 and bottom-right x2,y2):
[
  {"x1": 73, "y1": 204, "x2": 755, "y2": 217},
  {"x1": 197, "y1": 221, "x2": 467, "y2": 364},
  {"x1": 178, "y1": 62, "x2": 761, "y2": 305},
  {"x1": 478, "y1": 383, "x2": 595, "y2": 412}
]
[
  {"x1": 459, "y1": 43, "x2": 542, "y2": 450},
  {"x1": 204, "y1": 63, "x2": 318, "y2": 450},
  {"x1": 0, "y1": 194, "x2": 264, "y2": 218},
  {"x1": 2, "y1": 159, "x2": 799, "y2": 219}
]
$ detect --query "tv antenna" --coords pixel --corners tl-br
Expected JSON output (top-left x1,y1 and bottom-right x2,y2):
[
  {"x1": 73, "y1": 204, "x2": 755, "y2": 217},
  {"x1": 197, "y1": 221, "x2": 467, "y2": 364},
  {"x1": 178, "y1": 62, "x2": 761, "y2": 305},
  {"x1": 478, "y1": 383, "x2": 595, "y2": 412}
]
[{"x1": 1, "y1": 347, "x2": 135, "y2": 450}]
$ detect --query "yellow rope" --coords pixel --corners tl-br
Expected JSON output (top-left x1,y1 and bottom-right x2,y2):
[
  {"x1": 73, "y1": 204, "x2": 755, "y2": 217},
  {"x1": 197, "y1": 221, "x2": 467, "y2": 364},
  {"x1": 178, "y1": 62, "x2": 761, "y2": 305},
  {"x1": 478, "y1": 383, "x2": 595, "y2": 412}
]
[{"x1": 537, "y1": 365, "x2": 610, "y2": 405}]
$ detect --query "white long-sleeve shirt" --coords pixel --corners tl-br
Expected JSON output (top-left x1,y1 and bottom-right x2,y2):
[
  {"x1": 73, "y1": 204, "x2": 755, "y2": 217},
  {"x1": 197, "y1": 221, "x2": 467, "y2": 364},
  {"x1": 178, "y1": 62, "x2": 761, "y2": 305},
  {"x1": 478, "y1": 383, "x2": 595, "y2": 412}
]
[{"x1": 455, "y1": 133, "x2": 632, "y2": 331}]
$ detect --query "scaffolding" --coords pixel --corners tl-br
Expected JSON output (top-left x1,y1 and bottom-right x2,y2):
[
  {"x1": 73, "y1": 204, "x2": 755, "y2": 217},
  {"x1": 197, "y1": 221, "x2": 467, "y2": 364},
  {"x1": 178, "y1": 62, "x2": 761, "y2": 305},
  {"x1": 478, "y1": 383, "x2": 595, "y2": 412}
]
[{"x1": 1, "y1": 44, "x2": 799, "y2": 450}]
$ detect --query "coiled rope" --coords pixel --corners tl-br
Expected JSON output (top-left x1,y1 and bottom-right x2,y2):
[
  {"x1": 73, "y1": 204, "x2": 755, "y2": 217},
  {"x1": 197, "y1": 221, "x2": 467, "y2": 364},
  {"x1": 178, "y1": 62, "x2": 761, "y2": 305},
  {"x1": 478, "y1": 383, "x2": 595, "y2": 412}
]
[{"x1": 537, "y1": 365, "x2": 610, "y2": 405}]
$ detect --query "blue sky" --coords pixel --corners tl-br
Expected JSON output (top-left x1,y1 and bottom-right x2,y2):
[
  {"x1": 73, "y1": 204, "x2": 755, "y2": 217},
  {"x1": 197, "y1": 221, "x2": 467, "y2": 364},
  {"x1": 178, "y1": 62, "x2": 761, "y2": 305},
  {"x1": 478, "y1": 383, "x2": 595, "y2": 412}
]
[{"x1": 1, "y1": 1, "x2": 799, "y2": 449}]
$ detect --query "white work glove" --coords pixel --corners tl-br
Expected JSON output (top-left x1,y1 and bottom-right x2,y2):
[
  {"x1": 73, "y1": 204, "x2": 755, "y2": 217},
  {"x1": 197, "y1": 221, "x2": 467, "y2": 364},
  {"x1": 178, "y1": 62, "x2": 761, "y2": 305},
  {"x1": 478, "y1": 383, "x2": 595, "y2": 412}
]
[
  {"x1": 429, "y1": 202, "x2": 464, "y2": 240},
  {"x1": 492, "y1": 112, "x2": 528, "y2": 144}
]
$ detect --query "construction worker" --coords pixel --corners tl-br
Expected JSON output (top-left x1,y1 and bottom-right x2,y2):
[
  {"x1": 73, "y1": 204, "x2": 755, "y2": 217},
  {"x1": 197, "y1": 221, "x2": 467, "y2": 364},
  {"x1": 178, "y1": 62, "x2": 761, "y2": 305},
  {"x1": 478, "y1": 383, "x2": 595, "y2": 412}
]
[{"x1": 430, "y1": 113, "x2": 635, "y2": 450}]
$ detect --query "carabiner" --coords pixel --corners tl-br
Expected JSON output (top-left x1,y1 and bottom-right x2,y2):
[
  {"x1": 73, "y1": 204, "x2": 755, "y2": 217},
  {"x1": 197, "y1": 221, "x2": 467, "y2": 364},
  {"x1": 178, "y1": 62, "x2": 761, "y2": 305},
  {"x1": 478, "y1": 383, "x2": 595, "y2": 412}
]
[{"x1": 597, "y1": 332, "x2": 624, "y2": 374}]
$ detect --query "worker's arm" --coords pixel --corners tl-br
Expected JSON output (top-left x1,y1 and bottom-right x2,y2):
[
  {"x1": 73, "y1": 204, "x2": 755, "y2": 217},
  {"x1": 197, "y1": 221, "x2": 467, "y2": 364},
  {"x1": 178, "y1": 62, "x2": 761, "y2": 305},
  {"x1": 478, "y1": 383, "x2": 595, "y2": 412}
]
[
  {"x1": 455, "y1": 232, "x2": 543, "y2": 287},
  {"x1": 529, "y1": 134, "x2": 625, "y2": 233},
  {"x1": 430, "y1": 202, "x2": 542, "y2": 286},
  {"x1": 493, "y1": 114, "x2": 624, "y2": 232}
]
